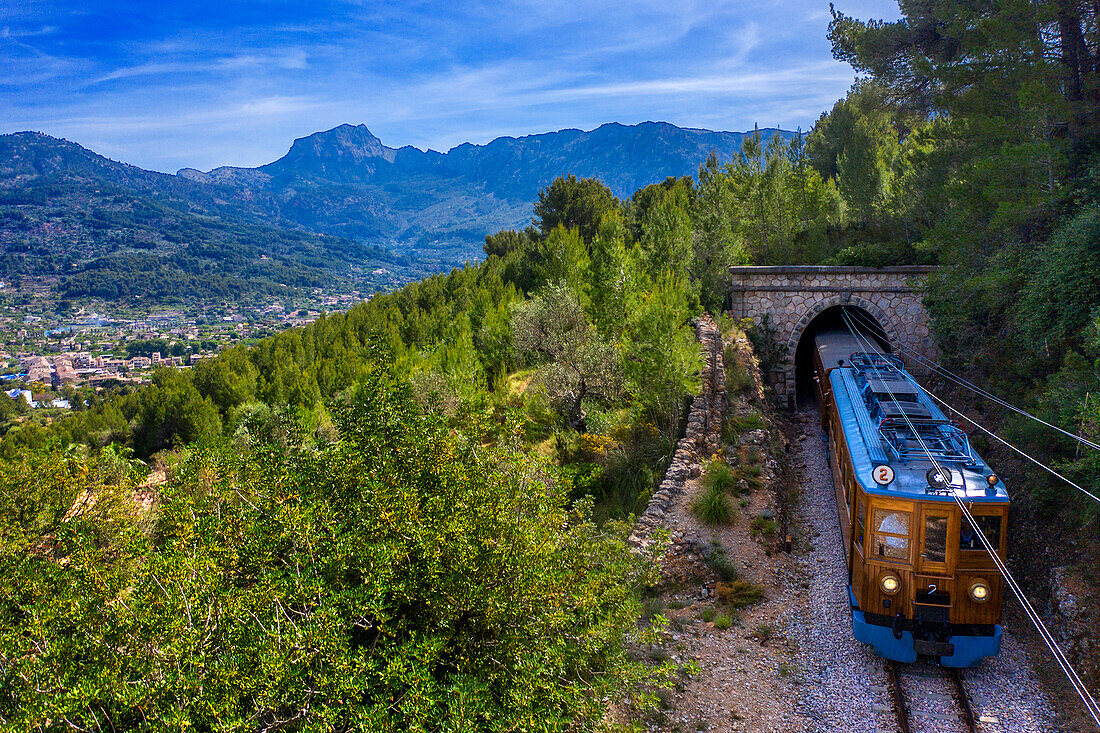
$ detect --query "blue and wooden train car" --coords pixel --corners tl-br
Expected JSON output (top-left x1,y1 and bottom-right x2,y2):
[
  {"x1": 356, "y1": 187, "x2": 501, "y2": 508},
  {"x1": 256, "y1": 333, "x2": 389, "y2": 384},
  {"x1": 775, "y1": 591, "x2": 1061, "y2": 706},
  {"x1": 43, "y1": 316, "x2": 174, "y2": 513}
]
[{"x1": 813, "y1": 327, "x2": 1008, "y2": 667}]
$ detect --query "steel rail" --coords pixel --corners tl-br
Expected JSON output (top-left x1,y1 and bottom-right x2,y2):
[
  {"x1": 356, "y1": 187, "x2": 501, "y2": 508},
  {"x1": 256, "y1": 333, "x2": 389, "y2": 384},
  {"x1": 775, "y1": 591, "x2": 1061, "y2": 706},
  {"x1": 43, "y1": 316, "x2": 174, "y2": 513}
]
[
  {"x1": 951, "y1": 668, "x2": 978, "y2": 733},
  {"x1": 887, "y1": 660, "x2": 912, "y2": 733}
]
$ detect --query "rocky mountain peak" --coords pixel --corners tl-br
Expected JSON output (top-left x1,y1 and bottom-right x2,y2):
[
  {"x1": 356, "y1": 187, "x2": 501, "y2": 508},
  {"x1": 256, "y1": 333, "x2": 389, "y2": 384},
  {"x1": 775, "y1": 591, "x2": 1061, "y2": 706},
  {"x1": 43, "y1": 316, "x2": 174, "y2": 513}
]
[{"x1": 274, "y1": 124, "x2": 398, "y2": 169}]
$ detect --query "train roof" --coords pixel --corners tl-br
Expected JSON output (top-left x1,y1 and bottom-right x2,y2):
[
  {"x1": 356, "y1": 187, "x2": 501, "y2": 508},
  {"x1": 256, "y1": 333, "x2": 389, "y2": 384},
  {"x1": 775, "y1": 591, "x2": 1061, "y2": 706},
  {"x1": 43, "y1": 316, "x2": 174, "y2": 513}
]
[
  {"x1": 828, "y1": 361, "x2": 1009, "y2": 504},
  {"x1": 813, "y1": 329, "x2": 875, "y2": 369},
  {"x1": 865, "y1": 374, "x2": 920, "y2": 397}
]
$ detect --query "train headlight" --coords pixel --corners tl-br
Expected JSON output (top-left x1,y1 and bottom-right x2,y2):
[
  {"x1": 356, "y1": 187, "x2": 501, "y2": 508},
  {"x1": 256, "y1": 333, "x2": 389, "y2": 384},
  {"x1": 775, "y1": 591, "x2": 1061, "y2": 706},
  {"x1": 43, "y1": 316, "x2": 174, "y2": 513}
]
[
  {"x1": 880, "y1": 573, "x2": 901, "y2": 595},
  {"x1": 968, "y1": 580, "x2": 991, "y2": 603}
]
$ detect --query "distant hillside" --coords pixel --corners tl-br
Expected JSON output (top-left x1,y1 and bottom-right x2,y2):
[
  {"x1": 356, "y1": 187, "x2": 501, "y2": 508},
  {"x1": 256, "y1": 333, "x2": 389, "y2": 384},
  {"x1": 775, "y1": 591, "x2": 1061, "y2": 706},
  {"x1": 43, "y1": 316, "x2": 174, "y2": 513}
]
[
  {"x1": 0, "y1": 122, "x2": 795, "y2": 302},
  {"x1": 0, "y1": 133, "x2": 412, "y2": 302}
]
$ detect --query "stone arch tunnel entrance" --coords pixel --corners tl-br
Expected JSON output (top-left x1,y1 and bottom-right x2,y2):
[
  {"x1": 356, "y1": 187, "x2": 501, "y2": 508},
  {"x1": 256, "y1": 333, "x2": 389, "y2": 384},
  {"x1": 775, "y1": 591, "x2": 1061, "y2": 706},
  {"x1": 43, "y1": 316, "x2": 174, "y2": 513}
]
[
  {"x1": 792, "y1": 305, "x2": 891, "y2": 407},
  {"x1": 727, "y1": 265, "x2": 938, "y2": 408}
]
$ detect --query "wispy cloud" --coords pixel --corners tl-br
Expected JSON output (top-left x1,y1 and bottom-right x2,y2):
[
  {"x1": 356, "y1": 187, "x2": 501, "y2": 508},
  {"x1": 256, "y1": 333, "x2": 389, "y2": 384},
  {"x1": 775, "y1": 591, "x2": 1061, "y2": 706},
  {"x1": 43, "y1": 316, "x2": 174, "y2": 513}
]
[
  {"x1": 93, "y1": 50, "x2": 310, "y2": 83},
  {"x1": 543, "y1": 63, "x2": 851, "y2": 101},
  {"x1": 0, "y1": 25, "x2": 58, "y2": 39}
]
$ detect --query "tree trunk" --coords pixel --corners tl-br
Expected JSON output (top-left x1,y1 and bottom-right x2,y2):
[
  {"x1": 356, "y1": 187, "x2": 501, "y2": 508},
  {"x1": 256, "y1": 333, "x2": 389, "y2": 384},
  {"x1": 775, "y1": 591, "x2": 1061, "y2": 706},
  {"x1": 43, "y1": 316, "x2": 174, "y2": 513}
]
[{"x1": 568, "y1": 380, "x2": 588, "y2": 432}]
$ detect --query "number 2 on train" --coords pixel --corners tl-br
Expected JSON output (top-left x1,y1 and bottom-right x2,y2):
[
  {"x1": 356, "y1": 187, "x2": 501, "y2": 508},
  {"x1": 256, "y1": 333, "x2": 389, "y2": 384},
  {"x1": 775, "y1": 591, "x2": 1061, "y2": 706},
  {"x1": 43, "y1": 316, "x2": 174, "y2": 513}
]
[{"x1": 873, "y1": 465, "x2": 895, "y2": 485}]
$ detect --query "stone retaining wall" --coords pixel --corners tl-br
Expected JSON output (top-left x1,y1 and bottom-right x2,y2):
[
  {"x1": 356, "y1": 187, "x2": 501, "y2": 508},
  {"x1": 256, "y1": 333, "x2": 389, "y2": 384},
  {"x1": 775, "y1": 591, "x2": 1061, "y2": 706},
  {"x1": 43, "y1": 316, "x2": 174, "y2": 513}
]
[{"x1": 630, "y1": 314, "x2": 727, "y2": 545}]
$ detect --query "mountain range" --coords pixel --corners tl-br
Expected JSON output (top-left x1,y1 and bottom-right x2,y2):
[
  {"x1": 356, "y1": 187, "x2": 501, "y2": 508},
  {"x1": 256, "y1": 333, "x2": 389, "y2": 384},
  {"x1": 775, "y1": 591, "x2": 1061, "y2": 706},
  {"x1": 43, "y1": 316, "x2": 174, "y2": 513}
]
[{"x1": 0, "y1": 122, "x2": 793, "y2": 302}]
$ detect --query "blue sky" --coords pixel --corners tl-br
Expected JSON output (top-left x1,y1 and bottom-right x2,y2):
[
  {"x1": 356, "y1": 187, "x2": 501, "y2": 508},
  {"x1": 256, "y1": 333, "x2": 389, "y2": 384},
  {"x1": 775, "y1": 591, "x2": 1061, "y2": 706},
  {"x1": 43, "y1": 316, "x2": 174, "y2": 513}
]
[{"x1": 1, "y1": 1, "x2": 901, "y2": 173}]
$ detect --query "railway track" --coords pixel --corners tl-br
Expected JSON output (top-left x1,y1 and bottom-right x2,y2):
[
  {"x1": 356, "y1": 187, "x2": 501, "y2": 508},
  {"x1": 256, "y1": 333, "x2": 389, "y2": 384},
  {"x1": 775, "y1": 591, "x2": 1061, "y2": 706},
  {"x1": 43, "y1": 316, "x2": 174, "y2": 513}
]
[{"x1": 877, "y1": 661, "x2": 982, "y2": 733}]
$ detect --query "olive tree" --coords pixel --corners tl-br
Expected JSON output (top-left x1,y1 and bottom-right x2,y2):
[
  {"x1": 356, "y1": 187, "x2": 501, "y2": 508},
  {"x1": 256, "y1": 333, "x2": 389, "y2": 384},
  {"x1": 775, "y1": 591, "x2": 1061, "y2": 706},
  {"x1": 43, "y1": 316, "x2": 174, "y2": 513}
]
[{"x1": 511, "y1": 283, "x2": 622, "y2": 431}]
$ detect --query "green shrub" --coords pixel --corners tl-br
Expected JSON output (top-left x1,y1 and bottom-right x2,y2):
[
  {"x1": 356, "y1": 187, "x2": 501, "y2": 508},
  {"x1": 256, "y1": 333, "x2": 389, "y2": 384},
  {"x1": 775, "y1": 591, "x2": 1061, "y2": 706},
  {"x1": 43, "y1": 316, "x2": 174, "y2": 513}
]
[
  {"x1": 724, "y1": 343, "x2": 753, "y2": 394},
  {"x1": 751, "y1": 516, "x2": 779, "y2": 538},
  {"x1": 701, "y1": 459, "x2": 737, "y2": 494},
  {"x1": 701, "y1": 606, "x2": 717, "y2": 623},
  {"x1": 722, "y1": 410, "x2": 766, "y2": 445},
  {"x1": 0, "y1": 375, "x2": 668, "y2": 730},
  {"x1": 642, "y1": 596, "x2": 667, "y2": 620},
  {"x1": 735, "y1": 456, "x2": 765, "y2": 493},
  {"x1": 588, "y1": 417, "x2": 678, "y2": 523},
  {"x1": 691, "y1": 486, "x2": 735, "y2": 525},
  {"x1": 751, "y1": 622, "x2": 775, "y2": 645},
  {"x1": 592, "y1": 445, "x2": 655, "y2": 521},
  {"x1": 730, "y1": 411, "x2": 766, "y2": 433},
  {"x1": 743, "y1": 314, "x2": 785, "y2": 376},
  {"x1": 713, "y1": 612, "x2": 733, "y2": 630}
]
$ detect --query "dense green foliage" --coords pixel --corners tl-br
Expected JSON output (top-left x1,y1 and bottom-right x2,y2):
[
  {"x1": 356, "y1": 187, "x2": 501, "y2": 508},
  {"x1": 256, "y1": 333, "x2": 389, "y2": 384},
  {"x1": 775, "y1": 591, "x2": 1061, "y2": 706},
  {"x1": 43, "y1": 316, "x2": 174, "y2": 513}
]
[{"x1": 1, "y1": 375, "x2": 667, "y2": 730}]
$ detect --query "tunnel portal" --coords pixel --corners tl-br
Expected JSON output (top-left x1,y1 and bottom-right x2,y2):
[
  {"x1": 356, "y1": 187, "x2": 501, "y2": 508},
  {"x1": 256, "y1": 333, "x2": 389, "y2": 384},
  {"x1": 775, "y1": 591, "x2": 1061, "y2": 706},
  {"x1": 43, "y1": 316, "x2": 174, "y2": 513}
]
[{"x1": 727, "y1": 265, "x2": 938, "y2": 408}]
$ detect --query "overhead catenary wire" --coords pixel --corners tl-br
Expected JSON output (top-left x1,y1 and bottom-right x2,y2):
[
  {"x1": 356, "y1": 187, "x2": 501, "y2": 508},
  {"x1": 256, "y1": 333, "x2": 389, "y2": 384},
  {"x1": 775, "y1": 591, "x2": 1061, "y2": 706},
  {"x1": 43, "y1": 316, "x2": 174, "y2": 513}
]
[
  {"x1": 843, "y1": 307, "x2": 1100, "y2": 453},
  {"x1": 922, "y1": 386, "x2": 1100, "y2": 504},
  {"x1": 842, "y1": 308, "x2": 1100, "y2": 505},
  {"x1": 840, "y1": 309, "x2": 1100, "y2": 728}
]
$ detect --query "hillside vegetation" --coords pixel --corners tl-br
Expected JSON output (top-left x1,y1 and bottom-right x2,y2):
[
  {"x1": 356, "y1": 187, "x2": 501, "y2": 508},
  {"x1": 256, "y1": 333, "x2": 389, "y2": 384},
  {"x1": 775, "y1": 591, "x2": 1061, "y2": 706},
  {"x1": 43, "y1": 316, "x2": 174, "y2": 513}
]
[
  {"x1": 0, "y1": 133, "x2": 408, "y2": 301},
  {"x1": 4, "y1": 0, "x2": 1100, "y2": 725}
]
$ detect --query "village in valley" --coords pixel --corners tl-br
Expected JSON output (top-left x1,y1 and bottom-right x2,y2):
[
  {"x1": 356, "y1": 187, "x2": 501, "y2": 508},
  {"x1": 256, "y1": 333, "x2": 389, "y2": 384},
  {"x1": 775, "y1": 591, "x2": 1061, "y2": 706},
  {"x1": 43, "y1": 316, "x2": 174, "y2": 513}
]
[{"x1": 0, "y1": 277, "x2": 367, "y2": 412}]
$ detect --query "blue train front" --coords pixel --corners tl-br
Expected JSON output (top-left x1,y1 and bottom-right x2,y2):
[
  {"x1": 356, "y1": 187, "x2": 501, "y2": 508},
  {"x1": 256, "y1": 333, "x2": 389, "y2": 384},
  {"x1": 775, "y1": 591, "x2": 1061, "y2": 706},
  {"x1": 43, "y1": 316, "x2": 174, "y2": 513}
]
[{"x1": 813, "y1": 328, "x2": 1008, "y2": 667}]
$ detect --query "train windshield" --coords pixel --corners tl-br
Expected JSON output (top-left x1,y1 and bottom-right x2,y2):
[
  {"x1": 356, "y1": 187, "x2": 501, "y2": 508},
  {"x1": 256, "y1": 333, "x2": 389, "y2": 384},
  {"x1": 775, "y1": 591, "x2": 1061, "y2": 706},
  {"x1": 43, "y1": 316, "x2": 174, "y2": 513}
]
[
  {"x1": 873, "y1": 509, "x2": 910, "y2": 560},
  {"x1": 960, "y1": 514, "x2": 1002, "y2": 551}
]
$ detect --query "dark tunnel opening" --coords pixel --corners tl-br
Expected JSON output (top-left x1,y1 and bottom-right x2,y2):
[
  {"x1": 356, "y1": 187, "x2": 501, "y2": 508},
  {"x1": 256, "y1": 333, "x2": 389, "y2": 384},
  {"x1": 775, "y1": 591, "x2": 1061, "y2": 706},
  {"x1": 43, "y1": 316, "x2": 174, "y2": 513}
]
[{"x1": 793, "y1": 305, "x2": 891, "y2": 408}]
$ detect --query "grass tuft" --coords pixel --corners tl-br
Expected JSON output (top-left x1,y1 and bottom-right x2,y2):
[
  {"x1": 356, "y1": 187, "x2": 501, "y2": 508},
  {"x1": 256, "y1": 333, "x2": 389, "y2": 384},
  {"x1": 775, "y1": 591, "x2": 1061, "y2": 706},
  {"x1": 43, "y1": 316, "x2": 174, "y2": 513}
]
[
  {"x1": 724, "y1": 343, "x2": 754, "y2": 394},
  {"x1": 691, "y1": 486, "x2": 734, "y2": 525},
  {"x1": 751, "y1": 516, "x2": 779, "y2": 538},
  {"x1": 716, "y1": 579, "x2": 765, "y2": 609},
  {"x1": 701, "y1": 460, "x2": 737, "y2": 494},
  {"x1": 705, "y1": 540, "x2": 739, "y2": 581},
  {"x1": 641, "y1": 596, "x2": 666, "y2": 621},
  {"x1": 751, "y1": 622, "x2": 775, "y2": 645}
]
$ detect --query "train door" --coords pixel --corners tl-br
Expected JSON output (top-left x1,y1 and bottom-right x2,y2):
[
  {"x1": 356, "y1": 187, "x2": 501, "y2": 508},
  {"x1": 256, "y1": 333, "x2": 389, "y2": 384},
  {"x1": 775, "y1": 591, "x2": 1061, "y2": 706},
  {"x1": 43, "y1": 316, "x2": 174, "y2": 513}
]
[
  {"x1": 914, "y1": 506, "x2": 956, "y2": 623},
  {"x1": 917, "y1": 507, "x2": 954, "y2": 574}
]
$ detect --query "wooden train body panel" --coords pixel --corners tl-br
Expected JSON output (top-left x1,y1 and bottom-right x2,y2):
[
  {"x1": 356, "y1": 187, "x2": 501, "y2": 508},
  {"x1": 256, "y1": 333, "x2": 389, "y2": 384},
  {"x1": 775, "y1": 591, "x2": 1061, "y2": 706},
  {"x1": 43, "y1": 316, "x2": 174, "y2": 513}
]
[{"x1": 812, "y1": 327, "x2": 1007, "y2": 666}]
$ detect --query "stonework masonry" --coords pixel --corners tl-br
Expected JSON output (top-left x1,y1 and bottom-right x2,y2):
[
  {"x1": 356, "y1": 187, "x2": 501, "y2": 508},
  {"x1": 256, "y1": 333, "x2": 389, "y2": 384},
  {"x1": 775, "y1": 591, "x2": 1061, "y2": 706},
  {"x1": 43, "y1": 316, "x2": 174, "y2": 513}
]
[
  {"x1": 728, "y1": 265, "x2": 938, "y2": 406},
  {"x1": 629, "y1": 314, "x2": 726, "y2": 547}
]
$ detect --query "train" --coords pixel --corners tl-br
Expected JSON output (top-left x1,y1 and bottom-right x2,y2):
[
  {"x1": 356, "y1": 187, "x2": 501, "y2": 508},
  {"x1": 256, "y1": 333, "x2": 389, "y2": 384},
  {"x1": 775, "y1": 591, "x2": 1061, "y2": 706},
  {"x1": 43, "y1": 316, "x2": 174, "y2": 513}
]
[{"x1": 812, "y1": 325, "x2": 1008, "y2": 667}]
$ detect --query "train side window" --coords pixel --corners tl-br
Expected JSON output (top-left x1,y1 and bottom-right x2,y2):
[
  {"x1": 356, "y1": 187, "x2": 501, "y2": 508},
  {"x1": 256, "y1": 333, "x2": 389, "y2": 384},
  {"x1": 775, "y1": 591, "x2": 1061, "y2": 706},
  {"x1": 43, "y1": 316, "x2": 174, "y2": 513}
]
[
  {"x1": 856, "y1": 495, "x2": 866, "y2": 547},
  {"x1": 873, "y1": 509, "x2": 910, "y2": 560},
  {"x1": 923, "y1": 516, "x2": 948, "y2": 562},
  {"x1": 960, "y1": 514, "x2": 1002, "y2": 551}
]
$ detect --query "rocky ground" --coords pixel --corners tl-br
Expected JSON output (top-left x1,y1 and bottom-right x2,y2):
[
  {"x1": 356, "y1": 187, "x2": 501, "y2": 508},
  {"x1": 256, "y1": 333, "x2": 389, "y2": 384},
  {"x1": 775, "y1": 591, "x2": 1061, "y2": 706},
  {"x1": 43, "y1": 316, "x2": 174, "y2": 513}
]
[
  {"x1": 627, "y1": 322, "x2": 812, "y2": 732},
  {"x1": 631, "y1": 322, "x2": 1064, "y2": 733}
]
